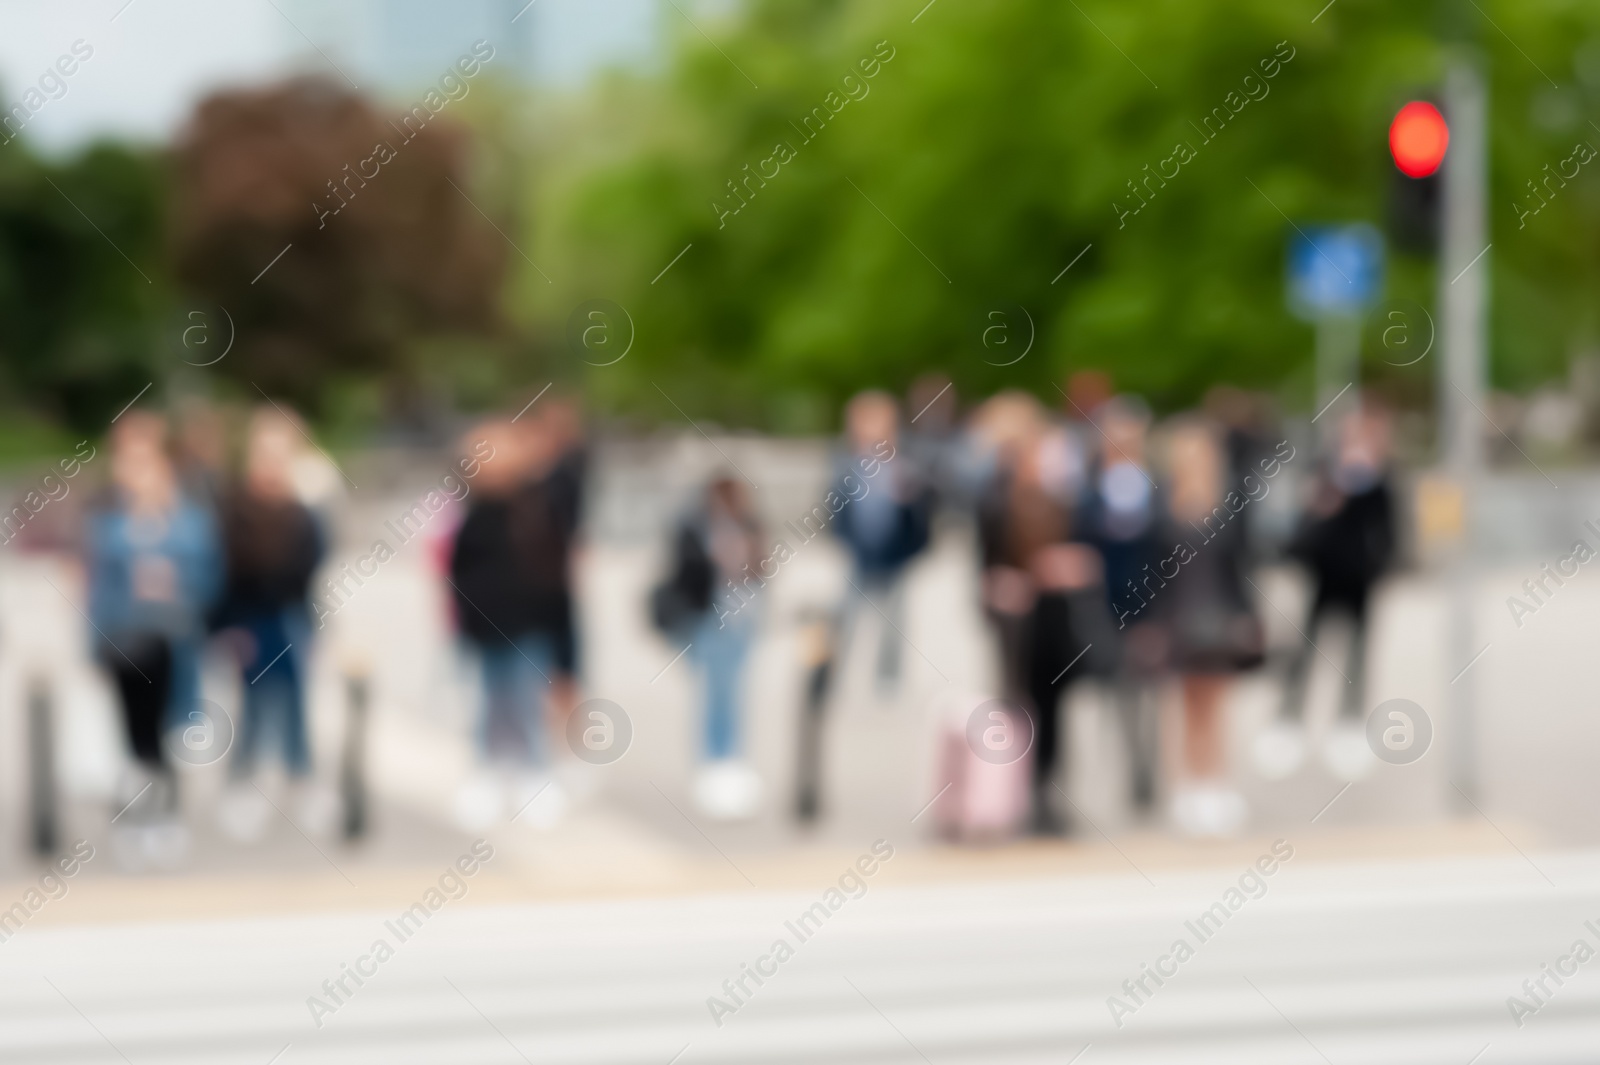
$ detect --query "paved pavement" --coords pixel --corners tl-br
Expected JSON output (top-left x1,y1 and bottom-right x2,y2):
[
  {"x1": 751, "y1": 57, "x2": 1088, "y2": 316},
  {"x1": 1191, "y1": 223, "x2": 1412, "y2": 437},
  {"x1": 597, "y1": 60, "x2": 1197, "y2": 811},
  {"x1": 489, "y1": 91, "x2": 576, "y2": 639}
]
[{"x1": 2, "y1": 843, "x2": 1597, "y2": 1062}]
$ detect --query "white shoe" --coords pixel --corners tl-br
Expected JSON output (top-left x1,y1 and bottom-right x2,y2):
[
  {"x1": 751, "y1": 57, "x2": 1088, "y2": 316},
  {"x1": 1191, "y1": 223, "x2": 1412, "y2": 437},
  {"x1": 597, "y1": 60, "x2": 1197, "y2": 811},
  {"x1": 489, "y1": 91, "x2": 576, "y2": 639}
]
[
  {"x1": 143, "y1": 820, "x2": 191, "y2": 869},
  {"x1": 1252, "y1": 721, "x2": 1308, "y2": 780},
  {"x1": 295, "y1": 782, "x2": 342, "y2": 838},
  {"x1": 217, "y1": 784, "x2": 272, "y2": 844},
  {"x1": 453, "y1": 772, "x2": 504, "y2": 833},
  {"x1": 1322, "y1": 719, "x2": 1376, "y2": 781},
  {"x1": 1199, "y1": 786, "x2": 1248, "y2": 837},
  {"x1": 692, "y1": 761, "x2": 763, "y2": 821},
  {"x1": 110, "y1": 823, "x2": 149, "y2": 873},
  {"x1": 1171, "y1": 783, "x2": 1247, "y2": 839},
  {"x1": 510, "y1": 774, "x2": 568, "y2": 831},
  {"x1": 556, "y1": 759, "x2": 601, "y2": 804}
]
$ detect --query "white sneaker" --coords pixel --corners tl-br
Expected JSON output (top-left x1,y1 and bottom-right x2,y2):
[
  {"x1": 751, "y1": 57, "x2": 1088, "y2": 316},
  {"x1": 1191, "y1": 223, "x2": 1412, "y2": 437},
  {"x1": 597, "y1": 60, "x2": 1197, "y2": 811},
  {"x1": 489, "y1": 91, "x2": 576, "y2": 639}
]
[
  {"x1": 1170, "y1": 786, "x2": 1204, "y2": 837},
  {"x1": 1171, "y1": 783, "x2": 1248, "y2": 839},
  {"x1": 556, "y1": 759, "x2": 601, "y2": 804},
  {"x1": 1198, "y1": 785, "x2": 1248, "y2": 837},
  {"x1": 295, "y1": 782, "x2": 342, "y2": 838},
  {"x1": 692, "y1": 760, "x2": 763, "y2": 821},
  {"x1": 510, "y1": 774, "x2": 568, "y2": 831},
  {"x1": 453, "y1": 772, "x2": 504, "y2": 833},
  {"x1": 1252, "y1": 720, "x2": 1308, "y2": 780},
  {"x1": 217, "y1": 784, "x2": 272, "y2": 844},
  {"x1": 1322, "y1": 719, "x2": 1376, "y2": 781},
  {"x1": 143, "y1": 820, "x2": 192, "y2": 869},
  {"x1": 110, "y1": 823, "x2": 149, "y2": 873}
]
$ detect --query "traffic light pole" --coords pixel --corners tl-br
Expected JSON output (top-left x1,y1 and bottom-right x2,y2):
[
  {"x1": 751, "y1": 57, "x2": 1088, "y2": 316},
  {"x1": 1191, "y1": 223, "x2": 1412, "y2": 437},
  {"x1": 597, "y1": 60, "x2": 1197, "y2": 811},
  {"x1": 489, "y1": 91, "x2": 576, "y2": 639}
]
[
  {"x1": 1439, "y1": 58, "x2": 1489, "y2": 478},
  {"x1": 1437, "y1": 53, "x2": 1488, "y2": 806}
]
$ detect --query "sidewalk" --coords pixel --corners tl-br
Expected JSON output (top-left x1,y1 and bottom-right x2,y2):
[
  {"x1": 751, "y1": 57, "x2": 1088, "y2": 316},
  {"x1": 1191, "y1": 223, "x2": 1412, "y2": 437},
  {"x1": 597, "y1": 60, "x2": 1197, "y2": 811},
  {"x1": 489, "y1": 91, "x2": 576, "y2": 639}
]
[{"x1": 0, "y1": 817, "x2": 1541, "y2": 927}]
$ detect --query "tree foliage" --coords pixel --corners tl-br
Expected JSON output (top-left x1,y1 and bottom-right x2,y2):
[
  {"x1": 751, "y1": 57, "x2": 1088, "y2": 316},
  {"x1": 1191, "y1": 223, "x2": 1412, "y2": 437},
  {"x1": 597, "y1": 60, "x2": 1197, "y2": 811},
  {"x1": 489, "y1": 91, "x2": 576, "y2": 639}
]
[
  {"x1": 528, "y1": 0, "x2": 1600, "y2": 428},
  {"x1": 0, "y1": 140, "x2": 165, "y2": 430},
  {"x1": 169, "y1": 78, "x2": 504, "y2": 413}
]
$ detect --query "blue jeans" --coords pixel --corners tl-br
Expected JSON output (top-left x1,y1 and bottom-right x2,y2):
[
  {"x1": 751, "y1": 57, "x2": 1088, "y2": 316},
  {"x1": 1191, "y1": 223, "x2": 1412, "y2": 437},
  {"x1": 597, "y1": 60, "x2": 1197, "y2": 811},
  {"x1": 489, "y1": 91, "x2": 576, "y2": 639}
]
[
  {"x1": 691, "y1": 612, "x2": 753, "y2": 760},
  {"x1": 476, "y1": 634, "x2": 556, "y2": 766},
  {"x1": 233, "y1": 612, "x2": 309, "y2": 777}
]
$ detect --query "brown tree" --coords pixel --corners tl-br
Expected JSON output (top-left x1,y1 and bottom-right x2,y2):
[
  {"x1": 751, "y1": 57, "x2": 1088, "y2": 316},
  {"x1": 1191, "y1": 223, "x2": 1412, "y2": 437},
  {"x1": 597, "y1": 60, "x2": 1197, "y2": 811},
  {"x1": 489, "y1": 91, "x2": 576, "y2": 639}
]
[{"x1": 169, "y1": 78, "x2": 503, "y2": 411}]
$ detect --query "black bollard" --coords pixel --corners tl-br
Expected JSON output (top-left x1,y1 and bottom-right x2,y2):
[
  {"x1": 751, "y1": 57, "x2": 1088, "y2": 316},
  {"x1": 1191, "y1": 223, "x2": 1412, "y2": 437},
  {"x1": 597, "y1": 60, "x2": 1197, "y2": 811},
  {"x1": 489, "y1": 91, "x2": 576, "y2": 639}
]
[
  {"x1": 793, "y1": 614, "x2": 836, "y2": 823},
  {"x1": 27, "y1": 676, "x2": 57, "y2": 856},
  {"x1": 340, "y1": 671, "x2": 370, "y2": 841}
]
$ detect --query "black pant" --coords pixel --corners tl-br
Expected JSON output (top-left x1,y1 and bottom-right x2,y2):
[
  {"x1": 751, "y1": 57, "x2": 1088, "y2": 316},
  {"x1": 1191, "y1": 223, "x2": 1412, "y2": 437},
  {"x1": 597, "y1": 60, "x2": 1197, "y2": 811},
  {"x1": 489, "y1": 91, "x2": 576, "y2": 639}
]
[
  {"x1": 1280, "y1": 589, "x2": 1369, "y2": 722},
  {"x1": 106, "y1": 636, "x2": 174, "y2": 770},
  {"x1": 1027, "y1": 590, "x2": 1141, "y2": 802},
  {"x1": 1025, "y1": 593, "x2": 1078, "y2": 796}
]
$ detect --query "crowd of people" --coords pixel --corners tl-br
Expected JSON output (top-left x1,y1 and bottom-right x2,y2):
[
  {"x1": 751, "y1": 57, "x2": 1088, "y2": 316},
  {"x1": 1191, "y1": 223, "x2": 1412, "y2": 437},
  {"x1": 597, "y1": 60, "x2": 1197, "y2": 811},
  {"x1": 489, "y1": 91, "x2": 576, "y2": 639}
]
[
  {"x1": 658, "y1": 372, "x2": 1399, "y2": 838},
  {"x1": 75, "y1": 404, "x2": 335, "y2": 864},
  {"x1": 13, "y1": 374, "x2": 1398, "y2": 865},
  {"x1": 958, "y1": 375, "x2": 1396, "y2": 837},
  {"x1": 25, "y1": 396, "x2": 591, "y2": 864}
]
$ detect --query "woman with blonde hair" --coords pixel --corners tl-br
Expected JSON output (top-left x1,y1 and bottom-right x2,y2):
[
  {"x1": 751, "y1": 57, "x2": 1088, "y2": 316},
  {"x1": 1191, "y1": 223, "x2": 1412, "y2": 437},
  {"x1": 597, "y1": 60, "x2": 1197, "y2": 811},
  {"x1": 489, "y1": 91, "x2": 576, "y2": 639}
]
[
  {"x1": 1159, "y1": 418, "x2": 1263, "y2": 837},
  {"x1": 213, "y1": 406, "x2": 328, "y2": 840}
]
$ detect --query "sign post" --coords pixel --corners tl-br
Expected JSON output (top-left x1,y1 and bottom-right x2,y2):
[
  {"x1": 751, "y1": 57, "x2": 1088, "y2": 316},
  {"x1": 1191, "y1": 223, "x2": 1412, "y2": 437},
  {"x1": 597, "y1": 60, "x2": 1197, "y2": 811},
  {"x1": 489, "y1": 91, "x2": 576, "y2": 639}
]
[
  {"x1": 1288, "y1": 223, "x2": 1385, "y2": 420},
  {"x1": 1436, "y1": 56, "x2": 1489, "y2": 806}
]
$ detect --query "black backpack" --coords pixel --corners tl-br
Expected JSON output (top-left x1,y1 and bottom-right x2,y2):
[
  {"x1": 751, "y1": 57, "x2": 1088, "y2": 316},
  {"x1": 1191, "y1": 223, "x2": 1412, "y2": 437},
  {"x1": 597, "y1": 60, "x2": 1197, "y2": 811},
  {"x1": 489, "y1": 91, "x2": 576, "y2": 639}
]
[{"x1": 649, "y1": 522, "x2": 714, "y2": 635}]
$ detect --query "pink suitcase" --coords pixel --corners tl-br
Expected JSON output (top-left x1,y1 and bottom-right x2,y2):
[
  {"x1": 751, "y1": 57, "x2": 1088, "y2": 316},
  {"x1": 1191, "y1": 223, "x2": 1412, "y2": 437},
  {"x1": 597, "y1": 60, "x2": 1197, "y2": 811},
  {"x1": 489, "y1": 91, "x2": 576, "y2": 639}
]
[{"x1": 933, "y1": 695, "x2": 1031, "y2": 842}]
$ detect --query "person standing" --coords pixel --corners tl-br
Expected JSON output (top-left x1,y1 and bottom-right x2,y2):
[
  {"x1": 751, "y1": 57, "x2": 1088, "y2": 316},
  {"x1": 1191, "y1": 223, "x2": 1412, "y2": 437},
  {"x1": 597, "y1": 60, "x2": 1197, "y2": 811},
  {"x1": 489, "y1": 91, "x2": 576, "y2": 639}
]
[
  {"x1": 1077, "y1": 396, "x2": 1166, "y2": 815},
  {"x1": 212, "y1": 407, "x2": 329, "y2": 841},
  {"x1": 970, "y1": 392, "x2": 1048, "y2": 708},
  {"x1": 976, "y1": 408, "x2": 1105, "y2": 835},
  {"x1": 830, "y1": 391, "x2": 932, "y2": 697},
  {"x1": 86, "y1": 410, "x2": 221, "y2": 863},
  {"x1": 1255, "y1": 399, "x2": 1395, "y2": 780},
  {"x1": 655, "y1": 475, "x2": 766, "y2": 820},
  {"x1": 1160, "y1": 419, "x2": 1264, "y2": 836},
  {"x1": 449, "y1": 420, "x2": 566, "y2": 830}
]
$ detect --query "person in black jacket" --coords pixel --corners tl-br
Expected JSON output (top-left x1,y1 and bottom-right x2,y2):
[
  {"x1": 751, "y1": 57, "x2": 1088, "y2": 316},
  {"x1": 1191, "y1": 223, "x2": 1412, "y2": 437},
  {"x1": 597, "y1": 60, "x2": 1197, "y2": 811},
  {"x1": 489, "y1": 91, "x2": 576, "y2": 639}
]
[
  {"x1": 1076, "y1": 396, "x2": 1167, "y2": 815},
  {"x1": 213, "y1": 408, "x2": 326, "y2": 840},
  {"x1": 653, "y1": 475, "x2": 766, "y2": 820},
  {"x1": 1256, "y1": 399, "x2": 1395, "y2": 780},
  {"x1": 448, "y1": 419, "x2": 566, "y2": 829}
]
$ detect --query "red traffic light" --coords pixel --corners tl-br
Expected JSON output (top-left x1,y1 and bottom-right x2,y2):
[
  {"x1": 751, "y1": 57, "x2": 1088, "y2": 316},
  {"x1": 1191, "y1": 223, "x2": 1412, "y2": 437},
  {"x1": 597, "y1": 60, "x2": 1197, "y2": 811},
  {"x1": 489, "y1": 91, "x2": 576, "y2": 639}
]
[{"x1": 1389, "y1": 101, "x2": 1449, "y2": 178}]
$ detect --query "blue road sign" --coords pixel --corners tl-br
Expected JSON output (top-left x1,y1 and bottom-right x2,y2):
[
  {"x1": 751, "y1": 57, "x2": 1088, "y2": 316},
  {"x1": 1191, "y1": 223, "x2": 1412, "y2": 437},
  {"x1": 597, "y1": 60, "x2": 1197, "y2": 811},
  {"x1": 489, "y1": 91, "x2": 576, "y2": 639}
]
[{"x1": 1287, "y1": 223, "x2": 1384, "y2": 319}]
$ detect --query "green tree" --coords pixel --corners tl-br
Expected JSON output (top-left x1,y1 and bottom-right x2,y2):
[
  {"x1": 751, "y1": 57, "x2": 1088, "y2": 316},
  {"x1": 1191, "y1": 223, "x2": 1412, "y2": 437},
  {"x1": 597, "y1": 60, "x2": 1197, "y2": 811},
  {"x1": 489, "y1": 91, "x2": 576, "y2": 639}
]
[
  {"x1": 525, "y1": 0, "x2": 1600, "y2": 428},
  {"x1": 0, "y1": 140, "x2": 166, "y2": 431}
]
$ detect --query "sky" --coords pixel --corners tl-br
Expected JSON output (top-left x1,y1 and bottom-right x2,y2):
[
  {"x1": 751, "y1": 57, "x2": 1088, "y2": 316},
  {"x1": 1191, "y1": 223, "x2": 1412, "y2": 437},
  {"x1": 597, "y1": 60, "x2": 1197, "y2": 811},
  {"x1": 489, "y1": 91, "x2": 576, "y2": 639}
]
[{"x1": 0, "y1": 0, "x2": 660, "y2": 155}]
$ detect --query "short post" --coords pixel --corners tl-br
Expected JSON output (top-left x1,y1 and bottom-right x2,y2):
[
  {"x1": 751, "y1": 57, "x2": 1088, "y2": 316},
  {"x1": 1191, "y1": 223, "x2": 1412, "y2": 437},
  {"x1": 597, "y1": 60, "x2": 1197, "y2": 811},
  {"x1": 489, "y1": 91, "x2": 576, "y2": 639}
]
[
  {"x1": 28, "y1": 675, "x2": 57, "y2": 856},
  {"x1": 341, "y1": 670, "x2": 370, "y2": 841}
]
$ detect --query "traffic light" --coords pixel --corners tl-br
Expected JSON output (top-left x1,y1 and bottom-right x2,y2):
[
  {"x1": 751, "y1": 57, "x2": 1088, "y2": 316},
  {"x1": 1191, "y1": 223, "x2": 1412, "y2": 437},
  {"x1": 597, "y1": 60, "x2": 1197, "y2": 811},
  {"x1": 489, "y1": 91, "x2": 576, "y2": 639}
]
[
  {"x1": 1387, "y1": 100, "x2": 1448, "y2": 253},
  {"x1": 1390, "y1": 101, "x2": 1449, "y2": 177}
]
